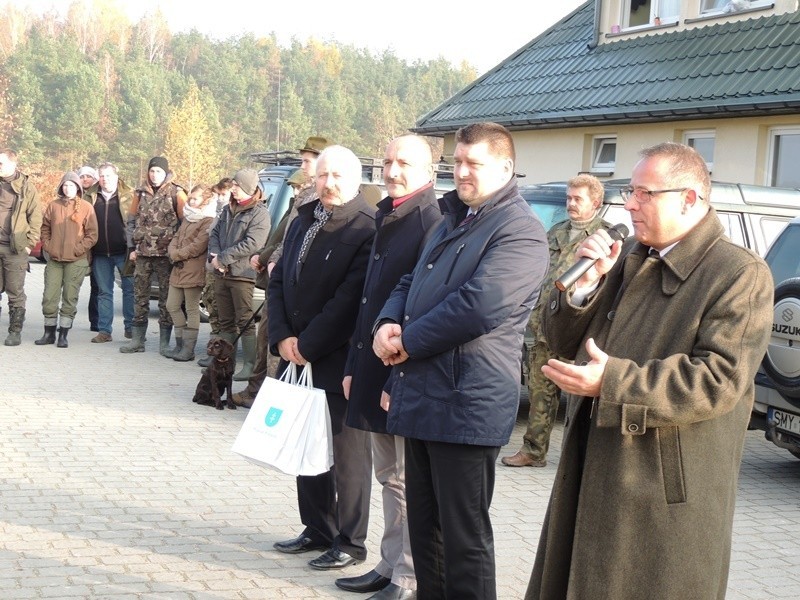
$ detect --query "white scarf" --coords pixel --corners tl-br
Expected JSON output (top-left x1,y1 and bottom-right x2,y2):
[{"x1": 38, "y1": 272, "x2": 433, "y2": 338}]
[{"x1": 183, "y1": 201, "x2": 217, "y2": 223}]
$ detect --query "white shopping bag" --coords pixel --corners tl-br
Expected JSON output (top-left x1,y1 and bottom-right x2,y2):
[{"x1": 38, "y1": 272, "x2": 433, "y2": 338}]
[
  {"x1": 231, "y1": 363, "x2": 333, "y2": 476},
  {"x1": 294, "y1": 365, "x2": 334, "y2": 476}
]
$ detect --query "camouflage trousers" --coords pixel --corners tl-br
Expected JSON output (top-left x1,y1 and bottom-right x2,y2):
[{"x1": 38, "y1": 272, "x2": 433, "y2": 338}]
[
  {"x1": 200, "y1": 271, "x2": 219, "y2": 335},
  {"x1": 132, "y1": 255, "x2": 172, "y2": 327},
  {"x1": 522, "y1": 341, "x2": 561, "y2": 461}
]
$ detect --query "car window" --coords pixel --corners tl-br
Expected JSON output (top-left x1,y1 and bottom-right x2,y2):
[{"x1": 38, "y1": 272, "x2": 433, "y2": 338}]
[
  {"x1": 765, "y1": 224, "x2": 800, "y2": 285},
  {"x1": 760, "y1": 217, "x2": 791, "y2": 252},
  {"x1": 519, "y1": 186, "x2": 568, "y2": 230},
  {"x1": 258, "y1": 180, "x2": 280, "y2": 209},
  {"x1": 528, "y1": 201, "x2": 567, "y2": 230},
  {"x1": 716, "y1": 212, "x2": 747, "y2": 248}
]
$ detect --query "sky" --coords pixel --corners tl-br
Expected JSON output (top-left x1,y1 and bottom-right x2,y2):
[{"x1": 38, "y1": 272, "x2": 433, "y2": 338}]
[{"x1": 20, "y1": 0, "x2": 588, "y2": 74}]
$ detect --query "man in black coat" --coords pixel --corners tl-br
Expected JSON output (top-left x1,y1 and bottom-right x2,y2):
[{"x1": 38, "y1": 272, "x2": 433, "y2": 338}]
[
  {"x1": 268, "y1": 145, "x2": 376, "y2": 571},
  {"x1": 373, "y1": 123, "x2": 548, "y2": 599},
  {"x1": 334, "y1": 135, "x2": 443, "y2": 600}
]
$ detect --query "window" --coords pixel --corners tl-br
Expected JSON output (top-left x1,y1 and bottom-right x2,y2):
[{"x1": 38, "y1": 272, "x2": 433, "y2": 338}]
[
  {"x1": 623, "y1": 0, "x2": 680, "y2": 28},
  {"x1": 683, "y1": 130, "x2": 715, "y2": 173},
  {"x1": 591, "y1": 136, "x2": 617, "y2": 173},
  {"x1": 700, "y1": 1, "x2": 770, "y2": 15},
  {"x1": 767, "y1": 128, "x2": 800, "y2": 188}
]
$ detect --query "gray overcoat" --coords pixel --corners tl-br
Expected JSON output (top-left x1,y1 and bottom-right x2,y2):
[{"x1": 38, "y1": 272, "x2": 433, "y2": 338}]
[{"x1": 527, "y1": 208, "x2": 773, "y2": 600}]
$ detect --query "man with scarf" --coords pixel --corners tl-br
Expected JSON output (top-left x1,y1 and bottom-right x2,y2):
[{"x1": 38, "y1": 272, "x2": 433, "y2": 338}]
[
  {"x1": 268, "y1": 145, "x2": 375, "y2": 572},
  {"x1": 502, "y1": 174, "x2": 611, "y2": 468}
]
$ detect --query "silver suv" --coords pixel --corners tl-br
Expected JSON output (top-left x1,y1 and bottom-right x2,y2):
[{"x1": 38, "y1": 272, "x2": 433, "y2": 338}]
[{"x1": 752, "y1": 216, "x2": 800, "y2": 459}]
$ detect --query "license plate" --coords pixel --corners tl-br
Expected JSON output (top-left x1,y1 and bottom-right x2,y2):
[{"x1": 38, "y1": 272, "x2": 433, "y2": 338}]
[{"x1": 769, "y1": 407, "x2": 800, "y2": 436}]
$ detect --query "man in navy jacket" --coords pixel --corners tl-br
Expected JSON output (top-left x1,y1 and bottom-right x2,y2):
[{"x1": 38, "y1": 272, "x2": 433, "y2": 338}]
[
  {"x1": 336, "y1": 135, "x2": 443, "y2": 600},
  {"x1": 373, "y1": 122, "x2": 548, "y2": 599},
  {"x1": 269, "y1": 145, "x2": 376, "y2": 571}
]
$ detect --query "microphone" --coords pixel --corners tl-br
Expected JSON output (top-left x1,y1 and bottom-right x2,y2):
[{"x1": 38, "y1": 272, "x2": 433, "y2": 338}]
[{"x1": 554, "y1": 224, "x2": 629, "y2": 292}]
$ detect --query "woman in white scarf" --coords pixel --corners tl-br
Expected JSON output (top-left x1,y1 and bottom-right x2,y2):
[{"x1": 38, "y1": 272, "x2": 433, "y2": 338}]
[{"x1": 164, "y1": 185, "x2": 218, "y2": 361}]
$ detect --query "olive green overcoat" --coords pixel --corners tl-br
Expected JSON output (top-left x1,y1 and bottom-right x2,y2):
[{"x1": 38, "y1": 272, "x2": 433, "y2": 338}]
[{"x1": 527, "y1": 208, "x2": 773, "y2": 600}]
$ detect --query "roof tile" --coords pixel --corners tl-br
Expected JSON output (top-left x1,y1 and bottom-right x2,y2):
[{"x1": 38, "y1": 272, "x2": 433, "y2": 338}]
[{"x1": 415, "y1": 3, "x2": 800, "y2": 133}]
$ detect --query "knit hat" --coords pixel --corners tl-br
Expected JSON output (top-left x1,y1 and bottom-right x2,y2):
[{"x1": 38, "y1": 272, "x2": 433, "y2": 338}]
[
  {"x1": 233, "y1": 168, "x2": 260, "y2": 196},
  {"x1": 148, "y1": 156, "x2": 169, "y2": 173},
  {"x1": 298, "y1": 136, "x2": 331, "y2": 155},
  {"x1": 77, "y1": 166, "x2": 98, "y2": 180}
]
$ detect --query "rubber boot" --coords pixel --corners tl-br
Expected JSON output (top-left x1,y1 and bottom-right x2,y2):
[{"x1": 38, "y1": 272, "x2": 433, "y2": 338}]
[
  {"x1": 233, "y1": 334, "x2": 257, "y2": 381},
  {"x1": 163, "y1": 327, "x2": 183, "y2": 359},
  {"x1": 4, "y1": 307, "x2": 25, "y2": 346},
  {"x1": 158, "y1": 325, "x2": 173, "y2": 357},
  {"x1": 120, "y1": 324, "x2": 147, "y2": 353},
  {"x1": 35, "y1": 325, "x2": 57, "y2": 345},
  {"x1": 56, "y1": 327, "x2": 70, "y2": 348},
  {"x1": 173, "y1": 328, "x2": 198, "y2": 362}
]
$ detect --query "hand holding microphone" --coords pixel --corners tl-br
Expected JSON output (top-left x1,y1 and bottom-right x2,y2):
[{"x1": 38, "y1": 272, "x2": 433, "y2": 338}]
[{"x1": 555, "y1": 224, "x2": 629, "y2": 291}]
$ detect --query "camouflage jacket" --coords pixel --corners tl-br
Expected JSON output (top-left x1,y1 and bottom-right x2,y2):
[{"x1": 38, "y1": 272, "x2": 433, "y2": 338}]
[
  {"x1": 528, "y1": 215, "x2": 611, "y2": 342},
  {"x1": 127, "y1": 173, "x2": 185, "y2": 257}
]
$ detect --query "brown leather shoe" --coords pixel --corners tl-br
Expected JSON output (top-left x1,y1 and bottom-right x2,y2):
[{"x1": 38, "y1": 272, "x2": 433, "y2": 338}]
[
  {"x1": 501, "y1": 451, "x2": 546, "y2": 467},
  {"x1": 231, "y1": 391, "x2": 254, "y2": 408},
  {"x1": 91, "y1": 332, "x2": 113, "y2": 343}
]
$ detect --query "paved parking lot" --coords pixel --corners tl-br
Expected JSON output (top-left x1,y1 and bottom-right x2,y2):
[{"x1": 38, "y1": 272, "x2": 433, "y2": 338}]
[{"x1": 1, "y1": 260, "x2": 799, "y2": 599}]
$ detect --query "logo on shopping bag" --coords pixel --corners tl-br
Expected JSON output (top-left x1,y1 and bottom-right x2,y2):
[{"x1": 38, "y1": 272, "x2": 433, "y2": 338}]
[{"x1": 265, "y1": 407, "x2": 283, "y2": 427}]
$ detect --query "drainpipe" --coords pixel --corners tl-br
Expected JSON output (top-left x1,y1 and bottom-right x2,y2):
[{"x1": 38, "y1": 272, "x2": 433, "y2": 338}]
[{"x1": 588, "y1": 0, "x2": 602, "y2": 49}]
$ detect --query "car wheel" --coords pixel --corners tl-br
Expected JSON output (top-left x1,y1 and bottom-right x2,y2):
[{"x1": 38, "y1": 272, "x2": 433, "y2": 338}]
[{"x1": 762, "y1": 278, "x2": 800, "y2": 400}]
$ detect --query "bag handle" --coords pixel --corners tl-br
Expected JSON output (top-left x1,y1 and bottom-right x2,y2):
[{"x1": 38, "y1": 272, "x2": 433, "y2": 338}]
[
  {"x1": 297, "y1": 363, "x2": 314, "y2": 389},
  {"x1": 278, "y1": 363, "x2": 299, "y2": 384}
]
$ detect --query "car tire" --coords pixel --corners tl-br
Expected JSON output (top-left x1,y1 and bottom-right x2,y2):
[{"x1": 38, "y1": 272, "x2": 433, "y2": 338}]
[{"x1": 762, "y1": 277, "x2": 800, "y2": 400}]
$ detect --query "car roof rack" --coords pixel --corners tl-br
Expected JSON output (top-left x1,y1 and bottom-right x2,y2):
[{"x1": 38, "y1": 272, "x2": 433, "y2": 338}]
[{"x1": 249, "y1": 151, "x2": 302, "y2": 167}]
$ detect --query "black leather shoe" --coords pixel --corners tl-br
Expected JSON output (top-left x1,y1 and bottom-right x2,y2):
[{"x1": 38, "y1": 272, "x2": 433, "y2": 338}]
[
  {"x1": 367, "y1": 583, "x2": 416, "y2": 600},
  {"x1": 336, "y1": 569, "x2": 391, "y2": 593},
  {"x1": 272, "y1": 535, "x2": 328, "y2": 554},
  {"x1": 308, "y1": 548, "x2": 360, "y2": 570}
]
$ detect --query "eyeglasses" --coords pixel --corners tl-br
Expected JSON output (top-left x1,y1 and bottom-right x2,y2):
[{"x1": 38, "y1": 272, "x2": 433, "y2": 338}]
[{"x1": 620, "y1": 187, "x2": 691, "y2": 203}]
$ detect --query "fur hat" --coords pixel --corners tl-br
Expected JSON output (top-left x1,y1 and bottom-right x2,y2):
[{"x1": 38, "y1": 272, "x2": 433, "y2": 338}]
[
  {"x1": 233, "y1": 168, "x2": 260, "y2": 196},
  {"x1": 77, "y1": 166, "x2": 98, "y2": 181},
  {"x1": 298, "y1": 136, "x2": 331, "y2": 155},
  {"x1": 148, "y1": 156, "x2": 169, "y2": 173}
]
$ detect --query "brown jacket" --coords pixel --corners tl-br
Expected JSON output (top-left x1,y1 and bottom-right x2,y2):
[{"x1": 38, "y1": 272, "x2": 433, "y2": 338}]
[
  {"x1": 41, "y1": 197, "x2": 98, "y2": 262},
  {"x1": 528, "y1": 208, "x2": 773, "y2": 600},
  {"x1": 168, "y1": 216, "x2": 213, "y2": 288}
]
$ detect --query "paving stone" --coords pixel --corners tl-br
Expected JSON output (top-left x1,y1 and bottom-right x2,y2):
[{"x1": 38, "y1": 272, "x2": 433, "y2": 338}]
[{"x1": 1, "y1": 261, "x2": 799, "y2": 599}]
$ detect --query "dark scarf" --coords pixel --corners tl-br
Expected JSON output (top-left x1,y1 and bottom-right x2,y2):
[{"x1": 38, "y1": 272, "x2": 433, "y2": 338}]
[{"x1": 297, "y1": 202, "x2": 331, "y2": 273}]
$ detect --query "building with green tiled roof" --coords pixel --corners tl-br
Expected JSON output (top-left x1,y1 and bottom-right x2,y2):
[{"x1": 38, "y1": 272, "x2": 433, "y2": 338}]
[{"x1": 414, "y1": 0, "x2": 800, "y2": 188}]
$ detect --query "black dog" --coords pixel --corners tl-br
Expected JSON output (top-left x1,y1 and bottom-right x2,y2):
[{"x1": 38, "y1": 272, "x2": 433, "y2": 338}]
[{"x1": 192, "y1": 338, "x2": 236, "y2": 410}]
